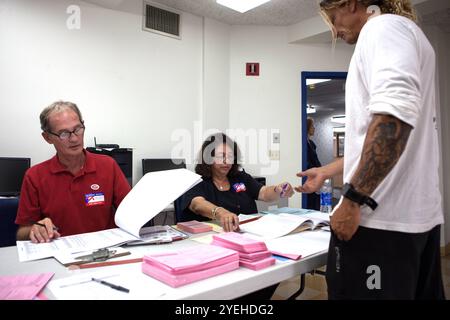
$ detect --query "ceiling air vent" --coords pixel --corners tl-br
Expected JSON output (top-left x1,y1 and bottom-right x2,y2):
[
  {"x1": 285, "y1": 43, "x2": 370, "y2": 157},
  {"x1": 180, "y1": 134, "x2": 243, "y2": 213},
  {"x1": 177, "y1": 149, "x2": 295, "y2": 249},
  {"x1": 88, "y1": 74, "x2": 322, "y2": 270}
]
[{"x1": 143, "y1": 1, "x2": 181, "y2": 39}]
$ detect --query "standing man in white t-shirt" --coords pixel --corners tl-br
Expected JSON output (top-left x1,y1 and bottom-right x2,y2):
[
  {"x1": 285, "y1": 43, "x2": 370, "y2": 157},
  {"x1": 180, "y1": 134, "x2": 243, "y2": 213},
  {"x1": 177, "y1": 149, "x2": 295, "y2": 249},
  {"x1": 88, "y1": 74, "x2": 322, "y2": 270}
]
[{"x1": 295, "y1": 0, "x2": 445, "y2": 299}]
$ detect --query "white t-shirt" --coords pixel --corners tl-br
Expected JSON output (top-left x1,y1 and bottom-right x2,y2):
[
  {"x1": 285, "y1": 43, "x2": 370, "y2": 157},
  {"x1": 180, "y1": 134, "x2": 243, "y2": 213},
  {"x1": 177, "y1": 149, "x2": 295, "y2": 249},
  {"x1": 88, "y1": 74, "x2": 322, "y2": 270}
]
[{"x1": 343, "y1": 14, "x2": 443, "y2": 233}]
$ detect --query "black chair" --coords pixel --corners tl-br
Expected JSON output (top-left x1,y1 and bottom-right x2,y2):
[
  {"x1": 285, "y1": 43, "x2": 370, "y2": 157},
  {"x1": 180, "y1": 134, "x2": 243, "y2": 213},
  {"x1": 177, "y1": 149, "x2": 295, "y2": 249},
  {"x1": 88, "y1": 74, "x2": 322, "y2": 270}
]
[
  {"x1": 173, "y1": 196, "x2": 184, "y2": 224},
  {"x1": 0, "y1": 197, "x2": 19, "y2": 247},
  {"x1": 140, "y1": 158, "x2": 186, "y2": 226},
  {"x1": 142, "y1": 158, "x2": 186, "y2": 176}
]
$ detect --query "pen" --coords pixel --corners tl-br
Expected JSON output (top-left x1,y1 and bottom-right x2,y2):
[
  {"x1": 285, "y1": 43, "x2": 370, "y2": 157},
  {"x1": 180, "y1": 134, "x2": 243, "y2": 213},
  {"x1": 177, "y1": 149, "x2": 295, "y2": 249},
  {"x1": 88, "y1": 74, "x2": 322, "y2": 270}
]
[
  {"x1": 91, "y1": 277, "x2": 130, "y2": 293},
  {"x1": 280, "y1": 183, "x2": 289, "y2": 197},
  {"x1": 32, "y1": 221, "x2": 59, "y2": 231}
]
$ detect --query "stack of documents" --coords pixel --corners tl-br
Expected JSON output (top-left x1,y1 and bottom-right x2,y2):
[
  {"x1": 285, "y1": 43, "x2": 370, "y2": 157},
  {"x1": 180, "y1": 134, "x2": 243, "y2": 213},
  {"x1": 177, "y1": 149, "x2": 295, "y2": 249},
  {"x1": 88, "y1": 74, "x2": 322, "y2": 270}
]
[
  {"x1": 176, "y1": 220, "x2": 213, "y2": 234},
  {"x1": 212, "y1": 233, "x2": 275, "y2": 271},
  {"x1": 0, "y1": 273, "x2": 54, "y2": 300},
  {"x1": 141, "y1": 244, "x2": 239, "y2": 287},
  {"x1": 239, "y1": 212, "x2": 330, "y2": 240}
]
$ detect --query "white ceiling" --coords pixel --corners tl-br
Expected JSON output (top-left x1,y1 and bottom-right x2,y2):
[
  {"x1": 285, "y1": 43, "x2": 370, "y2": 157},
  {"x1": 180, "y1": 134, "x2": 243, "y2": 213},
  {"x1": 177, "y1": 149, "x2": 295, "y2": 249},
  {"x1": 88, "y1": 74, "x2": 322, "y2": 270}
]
[
  {"x1": 151, "y1": 0, "x2": 450, "y2": 30},
  {"x1": 84, "y1": 0, "x2": 450, "y2": 31},
  {"x1": 83, "y1": 0, "x2": 320, "y2": 26},
  {"x1": 150, "y1": 0, "x2": 319, "y2": 26}
]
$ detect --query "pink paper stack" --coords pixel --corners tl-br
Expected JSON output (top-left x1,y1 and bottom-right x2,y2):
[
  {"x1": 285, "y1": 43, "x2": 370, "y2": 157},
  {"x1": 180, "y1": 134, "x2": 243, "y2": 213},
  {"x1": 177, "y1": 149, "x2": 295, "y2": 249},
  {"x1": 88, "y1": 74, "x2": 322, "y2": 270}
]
[
  {"x1": 141, "y1": 244, "x2": 239, "y2": 287},
  {"x1": 212, "y1": 232, "x2": 275, "y2": 271},
  {"x1": 176, "y1": 220, "x2": 213, "y2": 233}
]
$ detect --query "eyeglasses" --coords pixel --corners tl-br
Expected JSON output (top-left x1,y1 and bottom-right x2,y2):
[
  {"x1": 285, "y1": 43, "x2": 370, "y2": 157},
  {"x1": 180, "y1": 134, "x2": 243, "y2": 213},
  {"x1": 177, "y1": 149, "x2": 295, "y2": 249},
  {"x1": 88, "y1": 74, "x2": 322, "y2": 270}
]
[
  {"x1": 214, "y1": 154, "x2": 235, "y2": 162},
  {"x1": 47, "y1": 125, "x2": 85, "y2": 141}
]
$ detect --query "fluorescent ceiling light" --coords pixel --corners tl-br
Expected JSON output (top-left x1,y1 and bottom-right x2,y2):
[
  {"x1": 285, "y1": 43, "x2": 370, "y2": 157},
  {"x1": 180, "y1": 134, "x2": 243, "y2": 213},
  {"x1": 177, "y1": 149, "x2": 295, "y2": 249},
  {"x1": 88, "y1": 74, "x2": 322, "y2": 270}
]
[
  {"x1": 333, "y1": 127, "x2": 346, "y2": 133},
  {"x1": 306, "y1": 79, "x2": 332, "y2": 86},
  {"x1": 217, "y1": 0, "x2": 271, "y2": 13},
  {"x1": 306, "y1": 105, "x2": 316, "y2": 114}
]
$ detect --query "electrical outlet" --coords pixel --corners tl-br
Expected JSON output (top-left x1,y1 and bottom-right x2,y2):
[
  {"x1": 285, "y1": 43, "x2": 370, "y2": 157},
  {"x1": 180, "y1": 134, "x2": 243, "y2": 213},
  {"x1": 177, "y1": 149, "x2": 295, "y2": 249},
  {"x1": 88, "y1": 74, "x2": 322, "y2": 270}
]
[
  {"x1": 269, "y1": 150, "x2": 280, "y2": 160},
  {"x1": 273, "y1": 132, "x2": 280, "y2": 144}
]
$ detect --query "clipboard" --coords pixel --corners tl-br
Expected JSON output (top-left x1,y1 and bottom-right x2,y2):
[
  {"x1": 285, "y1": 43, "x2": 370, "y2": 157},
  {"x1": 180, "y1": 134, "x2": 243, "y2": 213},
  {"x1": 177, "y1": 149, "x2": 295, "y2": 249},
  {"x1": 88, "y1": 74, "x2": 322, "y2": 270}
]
[{"x1": 55, "y1": 248, "x2": 133, "y2": 267}]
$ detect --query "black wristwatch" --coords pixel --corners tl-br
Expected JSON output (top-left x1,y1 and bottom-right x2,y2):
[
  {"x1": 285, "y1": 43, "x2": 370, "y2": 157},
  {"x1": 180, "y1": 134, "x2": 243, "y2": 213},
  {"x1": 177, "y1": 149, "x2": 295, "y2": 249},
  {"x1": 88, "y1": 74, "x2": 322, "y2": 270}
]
[{"x1": 342, "y1": 183, "x2": 378, "y2": 210}]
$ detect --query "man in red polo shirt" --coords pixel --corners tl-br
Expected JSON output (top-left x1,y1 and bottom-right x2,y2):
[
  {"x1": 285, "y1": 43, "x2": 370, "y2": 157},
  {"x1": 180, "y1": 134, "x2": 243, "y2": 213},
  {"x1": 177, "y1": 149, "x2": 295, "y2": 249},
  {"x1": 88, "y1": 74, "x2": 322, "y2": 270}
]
[{"x1": 16, "y1": 101, "x2": 131, "y2": 243}]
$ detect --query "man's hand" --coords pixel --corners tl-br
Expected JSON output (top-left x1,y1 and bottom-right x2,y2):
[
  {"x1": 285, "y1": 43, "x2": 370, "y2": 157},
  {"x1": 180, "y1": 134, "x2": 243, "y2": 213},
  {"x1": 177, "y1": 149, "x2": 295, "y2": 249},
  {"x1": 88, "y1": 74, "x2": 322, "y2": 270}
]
[
  {"x1": 330, "y1": 198, "x2": 361, "y2": 241},
  {"x1": 295, "y1": 168, "x2": 326, "y2": 193},
  {"x1": 30, "y1": 217, "x2": 61, "y2": 243}
]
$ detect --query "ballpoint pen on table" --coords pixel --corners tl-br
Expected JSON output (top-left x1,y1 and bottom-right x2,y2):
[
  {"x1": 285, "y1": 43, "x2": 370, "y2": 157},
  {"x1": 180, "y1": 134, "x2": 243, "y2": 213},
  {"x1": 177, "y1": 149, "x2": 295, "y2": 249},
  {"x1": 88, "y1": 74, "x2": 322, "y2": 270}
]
[
  {"x1": 91, "y1": 277, "x2": 130, "y2": 293},
  {"x1": 32, "y1": 221, "x2": 59, "y2": 231}
]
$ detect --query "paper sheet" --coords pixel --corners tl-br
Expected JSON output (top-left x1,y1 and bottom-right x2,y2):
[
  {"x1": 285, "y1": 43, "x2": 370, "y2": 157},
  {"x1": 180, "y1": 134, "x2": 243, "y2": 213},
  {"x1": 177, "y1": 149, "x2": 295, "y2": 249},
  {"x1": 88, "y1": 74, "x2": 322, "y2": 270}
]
[
  {"x1": 239, "y1": 214, "x2": 314, "y2": 239},
  {"x1": 16, "y1": 228, "x2": 137, "y2": 262},
  {"x1": 191, "y1": 234, "x2": 214, "y2": 244},
  {"x1": 204, "y1": 222, "x2": 223, "y2": 233},
  {"x1": 115, "y1": 169, "x2": 202, "y2": 237},
  {"x1": 266, "y1": 230, "x2": 330, "y2": 260},
  {"x1": 47, "y1": 269, "x2": 168, "y2": 300},
  {"x1": 0, "y1": 272, "x2": 54, "y2": 300}
]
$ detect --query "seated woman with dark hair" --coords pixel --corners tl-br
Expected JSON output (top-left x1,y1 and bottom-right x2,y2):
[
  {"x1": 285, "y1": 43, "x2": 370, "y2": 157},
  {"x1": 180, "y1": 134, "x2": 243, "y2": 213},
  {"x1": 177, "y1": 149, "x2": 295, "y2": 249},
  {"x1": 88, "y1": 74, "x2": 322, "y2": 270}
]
[{"x1": 179, "y1": 132, "x2": 294, "y2": 232}]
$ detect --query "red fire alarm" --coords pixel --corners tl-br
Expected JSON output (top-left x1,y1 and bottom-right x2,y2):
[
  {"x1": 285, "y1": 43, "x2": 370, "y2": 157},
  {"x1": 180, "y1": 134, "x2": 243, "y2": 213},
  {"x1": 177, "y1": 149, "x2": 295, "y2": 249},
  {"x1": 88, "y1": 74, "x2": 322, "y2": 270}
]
[{"x1": 246, "y1": 62, "x2": 260, "y2": 76}]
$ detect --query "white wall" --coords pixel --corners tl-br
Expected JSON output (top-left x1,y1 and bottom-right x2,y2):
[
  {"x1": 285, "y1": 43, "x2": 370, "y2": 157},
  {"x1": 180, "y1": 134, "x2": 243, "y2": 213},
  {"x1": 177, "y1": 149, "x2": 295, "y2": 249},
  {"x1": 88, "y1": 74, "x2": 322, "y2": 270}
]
[
  {"x1": 0, "y1": 0, "x2": 231, "y2": 184},
  {"x1": 228, "y1": 26, "x2": 354, "y2": 207},
  {"x1": 423, "y1": 24, "x2": 450, "y2": 247},
  {"x1": 202, "y1": 18, "x2": 230, "y2": 133},
  {"x1": 440, "y1": 32, "x2": 450, "y2": 247}
]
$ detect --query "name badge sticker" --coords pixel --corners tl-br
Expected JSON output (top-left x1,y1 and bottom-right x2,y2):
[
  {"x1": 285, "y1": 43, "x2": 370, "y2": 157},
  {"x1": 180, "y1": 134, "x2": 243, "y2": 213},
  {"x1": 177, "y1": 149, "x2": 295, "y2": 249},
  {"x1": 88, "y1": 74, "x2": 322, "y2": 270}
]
[
  {"x1": 232, "y1": 182, "x2": 246, "y2": 193},
  {"x1": 85, "y1": 192, "x2": 105, "y2": 206}
]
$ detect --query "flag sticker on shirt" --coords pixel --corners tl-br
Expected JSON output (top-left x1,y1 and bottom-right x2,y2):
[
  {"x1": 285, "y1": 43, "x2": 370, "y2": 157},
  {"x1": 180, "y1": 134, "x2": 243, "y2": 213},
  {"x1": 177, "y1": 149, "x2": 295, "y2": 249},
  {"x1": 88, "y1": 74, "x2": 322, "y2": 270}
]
[
  {"x1": 85, "y1": 192, "x2": 105, "y2": 206},
  {"x1": 232, "y1": 182, "x2": 246, "y2": 193}
]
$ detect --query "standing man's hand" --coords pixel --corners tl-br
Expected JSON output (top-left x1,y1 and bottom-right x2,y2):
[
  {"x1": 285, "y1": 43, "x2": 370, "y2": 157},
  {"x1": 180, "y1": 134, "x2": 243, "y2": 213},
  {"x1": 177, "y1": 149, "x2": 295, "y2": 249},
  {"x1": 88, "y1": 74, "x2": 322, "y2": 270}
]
[
  {"x1": 330, "y1": 199, "x2": 361, "y2": 241},
  {"x1": 295, "y1": 168, "x2": 326, "y2": 194}
]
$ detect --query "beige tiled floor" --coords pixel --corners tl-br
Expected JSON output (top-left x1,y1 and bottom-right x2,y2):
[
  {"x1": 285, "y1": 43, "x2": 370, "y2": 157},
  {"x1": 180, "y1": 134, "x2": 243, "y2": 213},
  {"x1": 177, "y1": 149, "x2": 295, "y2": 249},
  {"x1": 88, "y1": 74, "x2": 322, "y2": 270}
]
[{"x1": 272, "y1": 255, "x2": 450, "y2": 300}]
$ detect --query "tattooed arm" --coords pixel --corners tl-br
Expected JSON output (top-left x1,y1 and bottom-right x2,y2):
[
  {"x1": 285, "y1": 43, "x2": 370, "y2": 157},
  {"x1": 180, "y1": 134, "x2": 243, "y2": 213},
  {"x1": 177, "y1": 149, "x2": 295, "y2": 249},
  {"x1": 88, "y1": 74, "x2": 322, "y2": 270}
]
[
  {"x1": 351, "y1": 114, "x2": 412, "y2": 194},
  {"x1": 331, "y1": 114, "x2": 412, "y2": 241}
]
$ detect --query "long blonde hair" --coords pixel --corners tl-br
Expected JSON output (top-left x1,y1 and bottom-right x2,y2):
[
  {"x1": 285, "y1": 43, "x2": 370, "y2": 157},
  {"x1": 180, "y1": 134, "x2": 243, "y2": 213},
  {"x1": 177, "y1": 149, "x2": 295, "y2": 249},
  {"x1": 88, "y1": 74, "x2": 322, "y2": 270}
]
[{"x1": 319, "y1": 0, "x2": 417, "y2": 39}]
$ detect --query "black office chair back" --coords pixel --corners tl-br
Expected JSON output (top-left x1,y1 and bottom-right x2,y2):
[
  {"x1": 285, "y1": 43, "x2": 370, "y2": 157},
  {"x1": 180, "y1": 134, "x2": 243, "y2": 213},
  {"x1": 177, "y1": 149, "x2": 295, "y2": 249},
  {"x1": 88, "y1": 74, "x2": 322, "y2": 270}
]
[
  {"x1": 0, "y1": 198, "x2": 19, "y2": 247},
  {"x1": 142, "y1": 158, "x2": 186, "y2": 176},
  {"x1": 173, "y1": 196, "x2": 184, "y2": 224}
]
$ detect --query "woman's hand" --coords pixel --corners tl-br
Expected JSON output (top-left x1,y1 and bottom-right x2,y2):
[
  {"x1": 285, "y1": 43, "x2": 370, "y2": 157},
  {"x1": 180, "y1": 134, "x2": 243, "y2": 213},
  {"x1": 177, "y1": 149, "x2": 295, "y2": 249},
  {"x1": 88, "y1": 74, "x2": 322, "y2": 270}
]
[
  {"x1": 215, "y1": 209, "x2": 240, "y2": 232},
  {"x1": 275, "y1": 182, "x2": 294, "y2": 198}
]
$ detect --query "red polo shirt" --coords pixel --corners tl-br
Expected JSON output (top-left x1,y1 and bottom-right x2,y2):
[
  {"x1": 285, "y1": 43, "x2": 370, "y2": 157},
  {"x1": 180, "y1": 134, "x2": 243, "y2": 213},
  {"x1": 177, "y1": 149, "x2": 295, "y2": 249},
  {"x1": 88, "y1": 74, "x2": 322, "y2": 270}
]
[{"x1": 16, "y1": 150, "x2": 131, "y2": 236}]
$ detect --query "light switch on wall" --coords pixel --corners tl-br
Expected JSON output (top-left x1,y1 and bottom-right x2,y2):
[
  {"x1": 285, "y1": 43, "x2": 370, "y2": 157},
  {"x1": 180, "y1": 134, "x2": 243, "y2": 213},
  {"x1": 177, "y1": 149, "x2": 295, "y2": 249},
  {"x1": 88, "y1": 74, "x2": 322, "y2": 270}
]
[{"x1": 269, "y1": 150, "x2": 280, "y2": 160}]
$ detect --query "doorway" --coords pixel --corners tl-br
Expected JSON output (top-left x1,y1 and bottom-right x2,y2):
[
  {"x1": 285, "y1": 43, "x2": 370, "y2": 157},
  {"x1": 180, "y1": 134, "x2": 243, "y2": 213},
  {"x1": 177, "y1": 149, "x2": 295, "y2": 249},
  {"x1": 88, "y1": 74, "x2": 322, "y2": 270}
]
[{"x1": 301, "y1": 71, "x2": 347, "y2": 209}]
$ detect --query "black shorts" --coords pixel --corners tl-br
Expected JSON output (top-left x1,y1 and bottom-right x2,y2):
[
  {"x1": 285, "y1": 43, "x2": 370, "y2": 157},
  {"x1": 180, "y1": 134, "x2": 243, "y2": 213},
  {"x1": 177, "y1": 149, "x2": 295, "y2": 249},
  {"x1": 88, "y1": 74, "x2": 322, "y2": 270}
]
[{"x1": 326, "y1": 224, "x2": 445, "y2": 299}]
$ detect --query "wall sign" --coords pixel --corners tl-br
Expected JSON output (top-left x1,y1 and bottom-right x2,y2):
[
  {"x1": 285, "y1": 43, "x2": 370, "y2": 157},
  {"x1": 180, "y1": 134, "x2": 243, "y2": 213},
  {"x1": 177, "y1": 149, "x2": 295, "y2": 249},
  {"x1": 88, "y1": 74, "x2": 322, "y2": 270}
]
[{"x1": 246, "y1": 63, "x2": 260, "y2": 76}]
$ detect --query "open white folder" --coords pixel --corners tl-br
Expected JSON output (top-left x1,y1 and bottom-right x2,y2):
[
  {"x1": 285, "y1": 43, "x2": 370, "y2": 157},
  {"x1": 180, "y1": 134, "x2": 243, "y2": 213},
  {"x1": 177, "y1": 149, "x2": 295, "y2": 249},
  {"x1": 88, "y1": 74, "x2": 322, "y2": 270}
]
[
  {"x1": 115, "y1": 168, "x2": 202, "y2": 238},
  {"x1": 17, "y1": 169, "x2": 202, "y2": 262}
]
